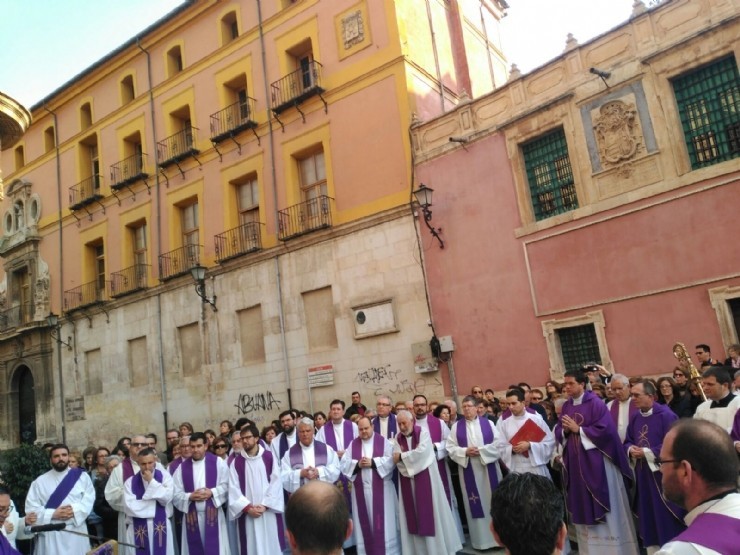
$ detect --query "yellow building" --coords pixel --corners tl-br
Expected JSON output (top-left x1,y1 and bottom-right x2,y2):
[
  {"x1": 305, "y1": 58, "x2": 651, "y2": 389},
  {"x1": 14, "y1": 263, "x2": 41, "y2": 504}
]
[{"x1": 0, "y1": 0, "x2": 508, "y2": 446}]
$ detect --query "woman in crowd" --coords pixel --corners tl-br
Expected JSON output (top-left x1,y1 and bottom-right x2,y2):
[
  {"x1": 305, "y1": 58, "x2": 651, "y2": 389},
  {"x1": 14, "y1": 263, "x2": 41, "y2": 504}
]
[
  {"x1": 592, "y1": 383, "x2": 607, "y2": 400},
  {"x1": 540, "y1": 399, "x2": 558, "y2": 429},
  {"x1": 82, "y1": 446, "x2": 96, "y2": 473},
  {"x1": 179, "y1": 421, "x2": 194, "y2": 437},
  {"x1": 313, "y1": 411, "x2": 327, "y2": 430},
  {"x1": 545, "y1": 380, "x2": 562, "y2": 401},
  {"x1": 432, "y1": 403, "x2": 451, "y2": 427},
  {"x1": 656, "y1": 376, "x2": 691, "y2": 417},
  {"x1": 673, "y1": 366, "x2": 690, "y2": 397},
  {"x1": 219, "y1": 419, "x2": 234, "y2": 440},
  {"x1": 94, "y1": 455, "x2": 121, "y2": 543},
  {"x1": 68, "y1": 451, "x2": 82, "y2": 468},
  {"x1": 260, "y1": 425, "x2": 277, "y2": 445},
  {"x1": 204, "y1": 429, "x2": 217, "y2": 447},
  {"x1": 90, "y1": 447, "x2": 110, "y2": 482},
  {"x1": 211, "y1": 437, "x2": 230, "y2": 459}
]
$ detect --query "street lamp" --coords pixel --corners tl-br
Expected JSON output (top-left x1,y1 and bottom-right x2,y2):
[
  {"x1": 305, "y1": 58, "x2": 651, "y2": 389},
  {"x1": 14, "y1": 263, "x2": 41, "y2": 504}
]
[
  {"x1": 191, "y1": 264, "x2": 217, "y2": 311},
  {"x1": 47, "y1": 313, "x2": 72, "y2": 350},
  {"x1": 412, "y1": 183, "x2": 444, "y2": 248}
]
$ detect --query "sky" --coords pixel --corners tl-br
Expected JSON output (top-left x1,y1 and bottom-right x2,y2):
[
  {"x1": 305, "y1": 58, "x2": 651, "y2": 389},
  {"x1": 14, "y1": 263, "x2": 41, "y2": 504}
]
[{"x1": 1, "y1": 0, "x2": 637, "y2": 108}]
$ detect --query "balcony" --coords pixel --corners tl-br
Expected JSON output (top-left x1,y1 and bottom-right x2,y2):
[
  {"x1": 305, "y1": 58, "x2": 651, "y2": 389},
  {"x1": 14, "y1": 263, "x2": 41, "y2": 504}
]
[
  {"x1": 69, "y1": 175, "x2": 103, "y2": 210},
  {"x1": 110, "y1": 264, "x2": 149, "y2": 298},
  {"x1": 210, "y1": 98, "x2": 257, "y2": 144},
  {"x1": 64, "y1": 280, "x2": 109, "y2": 312},
  {"x1": 0, "y1": 303, "x2": 34, "y2": 332},
  {"x1": 110, "y1": 153, "x2": 149, "y2": 190},
  {"x1": 157, "y1": 127, "x2": 200, "y2": 169},
  {"x1": 159, "y1": 244, "x2": 202, "y2": 281},
  {"x1": 270, "y1": 60, "x2": 326, "y2": 118},
  {"x1": 278, "y1": 195, "x2": 333, "y2": 241},
  {"x1": 215, "y1": 221, "x2": 263, "y2": 263}
]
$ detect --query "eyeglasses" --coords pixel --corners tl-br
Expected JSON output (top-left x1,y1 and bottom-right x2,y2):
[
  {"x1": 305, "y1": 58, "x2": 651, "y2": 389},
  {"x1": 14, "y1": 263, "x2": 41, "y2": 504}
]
[
  {"x1": 376, "y1": 402, "x2": 391, "y2": 406},
  {"x1": 214, "y1": 444, "x2": 228, "y2": 450},
  {"x1": 654, "y1": 457, "x2": 680, "y2": 469},
  {"x1": 241, "y1": 435, "x2": 254, "y2": 441},
  {"x1": 472, "y1": 390, "x2": 482, "y2": 394},
  {"x1": 0, "y1": 506, "x2": 9, "y2": 516},
  {"x1": 131, "y1": 442, "x2": 148, "y2": 447}
]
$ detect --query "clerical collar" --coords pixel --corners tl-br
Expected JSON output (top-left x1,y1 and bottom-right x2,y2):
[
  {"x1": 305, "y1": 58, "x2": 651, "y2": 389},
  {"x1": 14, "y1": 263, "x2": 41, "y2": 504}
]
[
  {"x1": 333, "y1": 420, "x2": 344, "y2": 426},
  {"x1": 710, "y1": 392, "x2": 735, "y2": 409},
  {"x1": 572, "y1": 392, "x2": 585, "y2": 404},
  {"x1": 300, "y1": 442, "x2": 313, "y2": 449},
  {"x1": 640, "y1": 407, "x2": 653, "y2": 416},
  {"x1": 697, "y1": 488, "x2": 738, "y2": 507}
]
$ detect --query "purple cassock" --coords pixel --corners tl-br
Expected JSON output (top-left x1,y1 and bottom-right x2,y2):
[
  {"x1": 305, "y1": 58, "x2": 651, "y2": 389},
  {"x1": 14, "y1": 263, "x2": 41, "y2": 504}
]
[
  {"x1": 322, "y1": 420, "x2": 355, "y2": 508},
  {"x1": 731, "y1": 409, "x2": 740, "y2": 442},
  {"x1": 624, "y1": 403, "x2": 686, "y2": 546},
  {"x1": 555, "y1": 390, "x2": 634, "y2": 526}
]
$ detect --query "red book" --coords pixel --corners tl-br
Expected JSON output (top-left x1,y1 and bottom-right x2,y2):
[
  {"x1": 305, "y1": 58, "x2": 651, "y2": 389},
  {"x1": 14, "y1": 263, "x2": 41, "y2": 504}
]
[{"x1": 509, "y1": 418, "x2": 546, "y2": 458}]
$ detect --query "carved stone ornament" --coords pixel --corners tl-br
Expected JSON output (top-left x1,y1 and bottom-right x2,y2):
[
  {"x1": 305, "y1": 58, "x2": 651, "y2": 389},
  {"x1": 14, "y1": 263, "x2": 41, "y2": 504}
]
[
  {"x1": 342, "y1": 10, "x2": 364, "y2": 50},
  {"x1": 593, "y1": 100, "x2": 643, "y2": 170}
]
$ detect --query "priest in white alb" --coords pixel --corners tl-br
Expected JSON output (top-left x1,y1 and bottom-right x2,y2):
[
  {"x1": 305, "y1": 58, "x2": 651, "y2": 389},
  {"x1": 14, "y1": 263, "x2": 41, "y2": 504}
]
[
  {"x1": 123, "y1": 448, "x2": 175, "y2": 555},
  {"x1": 494, "y1": 387, "x2": 555, "y2": 477},
  {"x1": 228, "y1": 424, "x2": 284, "y2": 555},
  {"x1": 281, "y1": 417, "x2": 340, "y2": 493},
  {"x1": 172, "y1": 432, "x2": 231, "y2": 555},
  {"x1": 446, "y1": 395, "x2": 503, "y2": 550},
  {"x1": 393, "y1": 410, "x2": 462, "y2": 555},
  {"x1": 341, "y1": 416, "x2": 399, "y2": 555},
  {"x1": 25, "y1": 444, "x2": 95, "y2": 555}
]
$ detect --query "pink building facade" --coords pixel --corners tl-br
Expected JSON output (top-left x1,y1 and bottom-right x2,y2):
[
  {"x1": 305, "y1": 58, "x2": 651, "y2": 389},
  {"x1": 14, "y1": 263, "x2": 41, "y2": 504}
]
[{"x1": 412, "y1": 0, "x2": 740, "y2": 393}]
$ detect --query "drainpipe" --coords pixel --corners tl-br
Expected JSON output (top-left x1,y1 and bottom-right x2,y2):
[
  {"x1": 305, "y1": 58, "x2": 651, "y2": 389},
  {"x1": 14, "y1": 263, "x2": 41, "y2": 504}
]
[
  {"x1": 257, "y1": 0, "x2": 293, "y2": 409},
  {"x1": 42, "y1": 103, "x2": 66, "y2": 444},
  {"x1": 136, "y1": 38, "x2": 169, "y2": 433},
  {"x1": 424, "y1": 0, "x2": 446, "y2": 111}
]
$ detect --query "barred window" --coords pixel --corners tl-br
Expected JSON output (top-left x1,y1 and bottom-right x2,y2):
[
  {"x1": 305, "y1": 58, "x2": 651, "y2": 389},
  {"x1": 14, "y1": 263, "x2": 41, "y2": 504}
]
[
  {"x1": 522, "y1": 128, "x2": 578, "y2": 221},
  {"x1": 557, "y1": 324, "x2": 601, "y2": 373},
  {"x1": 672, "y1": 56, "x2": 740, "y2": 169}
]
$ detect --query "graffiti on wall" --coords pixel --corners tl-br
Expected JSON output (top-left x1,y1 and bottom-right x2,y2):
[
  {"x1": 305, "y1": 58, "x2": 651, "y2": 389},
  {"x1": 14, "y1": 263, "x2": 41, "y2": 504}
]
[
  {"x1": 355, "y1": 364, "x2": 443, "y2": 399},
  {"x1": 234, "y1": 391, "x2": 282, "y2": 416}
]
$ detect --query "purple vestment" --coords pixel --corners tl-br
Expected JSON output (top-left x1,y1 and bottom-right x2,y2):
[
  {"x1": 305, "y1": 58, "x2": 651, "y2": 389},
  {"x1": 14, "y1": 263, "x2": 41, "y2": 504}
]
[
  {"x1": 322, "y1": 420, "x2": 355, "y2": 508},
  {"x1": 372, "y1": 413, "x2": 397, "y2": 439},
  {"x1": 731, "y1": 408, "x2": 740, "y2": 442},
  {"x1": 45, "y1": 467, "x2": 84, "y2": 509},
  {"x1": 554, "y1": 390, "x2": 634, "y2": 525},
  {"x1": 397, "y1": 426, "x2": 436, "y2": 537},
  {"x1": 672, "y1": 512, "x2": 740, "y2": 552},
  {"x1": 624, "y1": 403, "x2": 686, "y2": 546},
  {"x1": 0, "y1": 533, "x2": 20, "y2": 555},
  {"x1": 131, "y1": 469, "x2": 168, "y2": 555},
  {"x1": 350, "y1": 433, "x2": 386, "y2": 555},
  {"x1": 180, "y1": 453, "x2": 220, "y2": 555},
  {"x1": 454, "y1": 417, "x2": 500, "y2": 518},
  {"x1": 422, "y1": 415, "x2": 452, "y2": 504}
]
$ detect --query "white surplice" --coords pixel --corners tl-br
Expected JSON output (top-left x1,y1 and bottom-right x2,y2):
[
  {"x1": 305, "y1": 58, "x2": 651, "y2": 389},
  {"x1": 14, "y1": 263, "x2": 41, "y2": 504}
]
[
  {"x1": 280, "y1": 441, "x2": 340, "y2": 493},
  {"x1": 340, "y1": 434, "x2": 400, "y2": 555},
  {"x1": 270, "y1": 430, "x2": 296, "y2": 461},
  {"x1": 105, "y1": 458, "x2": 140, "y2": 555},
  {"x1": 123, "y1": 470, "x2": 175, "y2": 555},
  {"x1": 693, "y1": 395, "x2": 740, "y2": 433},
  {"x1": 316, "y1": 419, "x2": 359, "y2": 453},
  {"x1": 25, "y1": 467, "x2": 95, "y2": 555},
  {"x1": 494, "y1": 411, "x2": 555, "y2": 477},
  {"x1": 394, "y1": 428, "x2": 462, "y2": 555},
  {"x1": 172, "y1": 456, "x2": 231, "y2": 555},
  {"x1": 446, "y1": 417, "x2": 502, "y2": 550},
  {"x1": 227, "y1": 446, "x2": 284, "y2": 555}
]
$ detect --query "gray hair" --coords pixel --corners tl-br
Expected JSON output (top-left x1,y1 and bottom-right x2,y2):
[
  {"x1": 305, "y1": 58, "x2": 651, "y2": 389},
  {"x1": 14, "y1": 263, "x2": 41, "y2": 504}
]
[
  {"x1": 377, "y1": 395, "x2": 392, "y2": 405},
  {"x1": 297, "y1": 417, "x2": 315, "y2": 429},
  {"x1": 734, "y1": 369, "x2": 740, "y2": 379},
  {"x1": 105, "y1": 455, "x2": 122, "y2": 469},
  {"x1": 610, "y1": 373, "x2": 628, "y2": 386},
  {"x1": 396, "y1": 410, "x2": 413, "y2": 423},
  {"x1": 444, "y1": 399, "x2": 458, "y2": 411},
  {"x1": 554, "y1": 398, "x2": 567, "y2": 409}
]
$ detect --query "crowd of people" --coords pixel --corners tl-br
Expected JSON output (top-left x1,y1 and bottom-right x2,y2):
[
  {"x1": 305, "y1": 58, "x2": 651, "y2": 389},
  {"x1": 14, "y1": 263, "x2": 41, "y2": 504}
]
[{"x1": 0, "y1": 342, "x2": 739, "y2": 554}]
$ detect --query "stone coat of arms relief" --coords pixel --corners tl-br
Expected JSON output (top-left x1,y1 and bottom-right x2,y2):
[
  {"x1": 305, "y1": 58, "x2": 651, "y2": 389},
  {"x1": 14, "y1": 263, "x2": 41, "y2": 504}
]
[{"x1": 593, "y1": 100, "x2": 644, "y2": 178}]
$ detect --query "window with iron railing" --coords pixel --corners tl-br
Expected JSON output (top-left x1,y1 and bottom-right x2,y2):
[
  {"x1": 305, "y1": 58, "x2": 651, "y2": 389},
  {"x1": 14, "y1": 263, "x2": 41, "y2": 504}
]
[
  {"x1": 522, "y1": 128, "x2": 578, "y2": 221},
  {"x1": 557, "y1": 324, "x2": 602, "y2": 373},
  {"x1": 672, "y1": 56, "x2": 740, "y2": 170}
]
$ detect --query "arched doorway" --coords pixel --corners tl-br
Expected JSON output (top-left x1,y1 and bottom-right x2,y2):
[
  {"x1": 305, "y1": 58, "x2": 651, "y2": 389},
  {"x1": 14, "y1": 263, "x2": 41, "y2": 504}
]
[{"x1": 16, "y1": 366, "x2": 36, "y2": 444}]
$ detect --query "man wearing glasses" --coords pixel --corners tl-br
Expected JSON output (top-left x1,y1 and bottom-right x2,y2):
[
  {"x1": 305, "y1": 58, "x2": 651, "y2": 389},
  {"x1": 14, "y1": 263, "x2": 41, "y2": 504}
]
[
  {"x1": 228, "y1": 424, "x2": 284, "y2": 554},
  {"x1": 105, "y1": 435, "x2": 156, "y2": 554},
  {"x1": 372, "y1": 395, "x2": 397, "y2": 439},
  {"x1": 656, "y1": 419, "x2": 740, "y2": 554},
  {"x1": 624, "y1": 380, "x2": 686, "y2": 552}
]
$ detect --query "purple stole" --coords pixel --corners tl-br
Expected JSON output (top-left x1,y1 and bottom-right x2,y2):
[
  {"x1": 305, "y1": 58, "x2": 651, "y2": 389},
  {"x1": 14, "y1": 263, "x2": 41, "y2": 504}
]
[
  {"x1": 227, "y1": 453, "x2": 236, "y2": 467},
  {"x1": 122, "y1": 458, "x2": 135, "y2": 482},
  {"x1": 455, "y1": 417, "x2": 499, "y2": 518},
  {"x1": 168, "y1": 458, "x2": 183, "y2": 476},
  {"x1": 278, "y1": 433, "x2": 292, "y2": 459},
  {"x1": 672, "y1": 513, "x2": 740, "y2": 552},
  {"x1": 350, "y1": 434, "x2": 386, "y2": 555},
  {"x1": 609, "y1": 398, "x2": 638, "y2": 427},
  {"x1": 45, "y1": 467, "x2": 84, "y2": 509},
  {"x1": 233, "y1": 449, "x2": 284, "y2": 554},
  {"x1": 288, "y1": 441, "x2": 328, "y2": 478},
  {"x1": 323, "y1": 420, "x2": 355, "y2": 508},
  {"x1": 0, "y1": 533, "x2": 21, "y2": 555},
  {"x1": 396, "y1": 426, "x2": 435, "y2": 537},
  {"x1": 731, "y1": 409, "x2": 740, "y2": 442},
  {"x1": 423, "y1": 415, "x2": 451, "y2": 504},
  {"x1": 131, "y1": 469, "x2": 167, "y2": 555},
  {"x1": 180, "y1": 453, "x2": 220, "y2": 555},
  {"x1": 372, "y1": 414, "x2": 397, "y2": 438}
]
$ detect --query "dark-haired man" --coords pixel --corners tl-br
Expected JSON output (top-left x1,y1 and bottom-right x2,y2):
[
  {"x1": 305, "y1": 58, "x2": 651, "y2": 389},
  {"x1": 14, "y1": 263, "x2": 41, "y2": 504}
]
[
  {"x1": 172, "y1": 432, "x2": 230, "y2": 555},
  {"x1": 25, "y1": 444, "x2": 95, "y2": 554},
  {"x1": 624, "y1": 380, "x2": 685, "y2": 551},
  {"x1": 489, "y1": 473, "x2": 568, "y2": 555},
  {"x1": 228, "y1": 424, "x2": 284, "y2": 554},
  {"x1": 344, "y1": 391, "x2": 367, "y2": 419},
  {"x1": 555, "y1": 370, "x2": 639, "y2": 554},
  {"x1": 694, "y1": 344, "x2": 720, "y2": 367},
  {"x1": 694, "y1": 366, "x2": 740, "y2": 432},
  {"x1": 271, "y1": 410, "x2": 297, "y2": 463},
  {"x1": 123, "y1": 447, "x2": 174, "y2": 554},
  {"x1": 656, "y1": 419, "x2": 740, "y2": 554},
  {"x1": 285, "y1": 481, "x2": 352, "y2": 555}
]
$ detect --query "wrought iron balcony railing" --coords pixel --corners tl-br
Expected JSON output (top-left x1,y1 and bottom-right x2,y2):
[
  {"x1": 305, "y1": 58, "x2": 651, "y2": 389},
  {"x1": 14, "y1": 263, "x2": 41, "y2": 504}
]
[
  {"x1": 210, "y1": 98, "x2": 257, "y2": 143},
  {"x1": 215, "y1": 221, "x2": 263, "y2": 262},
  {"x1": 110, "y1": 264, "x2": 150, "y2": 298},
  {"x1": 69, "y1": 175, "x2": 103, "y2": 210},
  {"x1": 64, "y1": 280, "x2": 110, "y2": 312},
  {"x1": 278, "y1": 195, "x2": 333, "y2": 241},
  {"x1": 157, "y1": 127, "x2": 199, "y2": 168},
  {"x1": 271, "y1": 60, "x2": 325, "y2": 115},
  {"x1": 110, "y1": 153, "x2": 149, "y2": 189},
  {"x1": 0, "y1": 303, "x2": 34, "y2": 332},
  {"x1": 159, "y1": 244, "x2": 202, "y2": 281}
]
